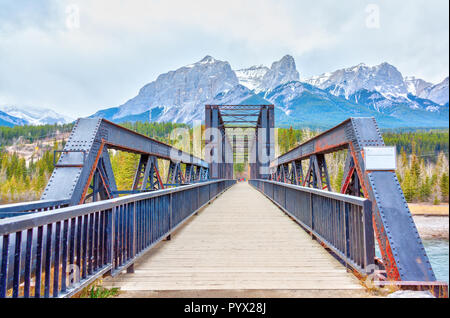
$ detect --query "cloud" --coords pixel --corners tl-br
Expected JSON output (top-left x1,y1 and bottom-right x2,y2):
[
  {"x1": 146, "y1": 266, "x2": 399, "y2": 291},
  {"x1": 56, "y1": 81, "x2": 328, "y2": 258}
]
[{"x1": 0, "y1": 0, "x2": 448, "y2": 118}]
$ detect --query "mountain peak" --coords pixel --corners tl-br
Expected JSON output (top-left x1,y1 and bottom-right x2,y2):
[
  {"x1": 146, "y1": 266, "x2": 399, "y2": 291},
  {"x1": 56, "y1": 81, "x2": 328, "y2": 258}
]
[
  {"x1": 199, "y1": 55, "x2": 217, "y2": 64},
  {"x1": 417, "y1": 76, "x2": 449, "y2": 105},
  {"x1": 260, "y1": 55, "x2": 300, "y2": 92},
  {"x1": 234, "y1": 55, "x2": 300, "y2": 92},
  {"x1": 305, "y1": 61, "x2": 406, "y2": 98},
  {"x1": 272, "y1": 55, "x2": 297, "y2": 71}
]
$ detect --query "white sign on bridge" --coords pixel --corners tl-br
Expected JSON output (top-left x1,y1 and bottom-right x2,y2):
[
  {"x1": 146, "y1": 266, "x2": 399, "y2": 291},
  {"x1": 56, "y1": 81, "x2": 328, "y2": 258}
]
[{"x1": 363, "y1": 147, "x2": 397, "y2": 171}]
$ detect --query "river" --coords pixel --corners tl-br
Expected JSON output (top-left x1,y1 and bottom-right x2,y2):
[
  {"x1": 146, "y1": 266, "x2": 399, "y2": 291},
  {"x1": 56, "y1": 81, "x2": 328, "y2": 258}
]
[
  {"x1": 423, "y1": 239, "x2": 449, "y2": 284},
  {"x1": 375, "y1": 239, "x2": 449, "y2": 283}
]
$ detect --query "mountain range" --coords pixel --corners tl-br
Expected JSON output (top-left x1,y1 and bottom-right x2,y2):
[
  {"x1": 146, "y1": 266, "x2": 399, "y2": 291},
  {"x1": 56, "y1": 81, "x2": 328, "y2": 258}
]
[
  {"x1": 1, "y1": 55, "x2": 448, "y2": 129},
  {"x1": 0, "y1": 105, "x2": 73, "y2": 127},
  {"x1": 91, "y1": 55, "x2": 449, "y2": 129}
]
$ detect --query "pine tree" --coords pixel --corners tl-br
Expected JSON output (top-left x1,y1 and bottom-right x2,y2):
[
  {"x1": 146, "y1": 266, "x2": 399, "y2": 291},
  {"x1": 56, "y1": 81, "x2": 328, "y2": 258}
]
[
  {"x1": 440, "y1": 173, "x2": 449, "y2": 202},
  {"x1": 419, "y1": 176, "x2": 432, "y2": 202},
  {"x1": 402, "y1": 171, "x2": 416, "y2": 202},
  {"x1": 334, "y1": 165, "x2": 344, "y2": 192}
]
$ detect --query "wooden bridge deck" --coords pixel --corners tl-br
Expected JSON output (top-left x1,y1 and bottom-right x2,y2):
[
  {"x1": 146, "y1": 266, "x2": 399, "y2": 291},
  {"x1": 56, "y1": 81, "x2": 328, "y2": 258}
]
[{"x1": 103, "y1": 182, "x2": 365, "y2": 297}]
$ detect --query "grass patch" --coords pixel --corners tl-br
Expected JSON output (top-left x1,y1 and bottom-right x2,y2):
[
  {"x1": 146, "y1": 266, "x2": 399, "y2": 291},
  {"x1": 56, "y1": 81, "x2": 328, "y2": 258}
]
[{"x1": 79, "y1": 280, "x2": 120, "y2": 298}]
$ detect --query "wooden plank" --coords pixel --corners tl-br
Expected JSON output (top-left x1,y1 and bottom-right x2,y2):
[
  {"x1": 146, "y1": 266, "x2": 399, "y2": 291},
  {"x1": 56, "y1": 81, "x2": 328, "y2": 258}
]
[{"x1": 103, "y1": 182, "x2": 363, "y2": 292}]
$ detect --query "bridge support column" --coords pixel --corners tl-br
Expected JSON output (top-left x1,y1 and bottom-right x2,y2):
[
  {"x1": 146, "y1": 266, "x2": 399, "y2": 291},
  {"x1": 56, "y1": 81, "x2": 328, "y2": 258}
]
[
  {"x1": 304, "y1": 154, "x2": 331, "y2": 191},
  {"x1": 167, "y1": 162, "x2": 184, "y2": 186},
  {"x1": 205, "y1": 105, "x2": 223, "y2": 179},
  {"x1": 133, "y1": 155, "x2": 164, "y2": 192},
  {"x1": 341, "y1": 151, "x2": 362, "y2": 196},
  {"x1": 290, "y1": 160, "x2": 303, "y2": 185}
]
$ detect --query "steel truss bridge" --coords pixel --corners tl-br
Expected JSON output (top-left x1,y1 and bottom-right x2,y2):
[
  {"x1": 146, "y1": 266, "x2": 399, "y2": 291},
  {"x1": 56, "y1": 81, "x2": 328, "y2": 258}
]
[{"x1": 0, "y1": 105, "x2": 447, "y2": 298}]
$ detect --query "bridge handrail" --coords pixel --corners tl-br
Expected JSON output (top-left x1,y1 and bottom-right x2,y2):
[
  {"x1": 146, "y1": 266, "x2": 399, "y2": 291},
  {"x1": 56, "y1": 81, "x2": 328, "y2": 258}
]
[
  {"x1": 0, "y1": 179, "x2": 236, "y2": 298},
  {"x1": 0, "y1": 200, "x2": 70, "y2": 218},
  {"x1": 249, "y1": 179, "x2": 375, "y2": 276}
]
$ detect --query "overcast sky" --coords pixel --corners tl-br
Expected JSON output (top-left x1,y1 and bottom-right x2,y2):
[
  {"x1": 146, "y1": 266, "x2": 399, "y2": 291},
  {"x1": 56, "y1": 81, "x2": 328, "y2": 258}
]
[{"x1": 0, "y1": 0, "x2": 448, "y2": 118}]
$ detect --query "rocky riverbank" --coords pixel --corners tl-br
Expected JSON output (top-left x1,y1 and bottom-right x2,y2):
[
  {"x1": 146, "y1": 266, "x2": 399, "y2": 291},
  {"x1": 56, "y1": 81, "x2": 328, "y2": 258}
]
[{"x1": 413, "y1": 216, "x2": 449, "y2": 240}]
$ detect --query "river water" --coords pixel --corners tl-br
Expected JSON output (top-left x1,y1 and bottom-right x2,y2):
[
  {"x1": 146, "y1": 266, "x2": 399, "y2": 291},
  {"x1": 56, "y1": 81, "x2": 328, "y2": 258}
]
[
  {"x1": 375, "y1": 239, "x2": 449, "y2": 283},
  {"x1": 423, "y1": 239, "x2": 449, "y2": 284}
]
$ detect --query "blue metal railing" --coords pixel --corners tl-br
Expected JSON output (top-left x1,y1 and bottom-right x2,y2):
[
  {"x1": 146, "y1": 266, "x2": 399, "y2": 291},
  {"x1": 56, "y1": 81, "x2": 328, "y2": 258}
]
[
  {"x1": 0, "y1": 179, "x2": 236, "y2": 298},
  {"x1": 249, "y1": 179, "x2": 375, "y2": 275}
]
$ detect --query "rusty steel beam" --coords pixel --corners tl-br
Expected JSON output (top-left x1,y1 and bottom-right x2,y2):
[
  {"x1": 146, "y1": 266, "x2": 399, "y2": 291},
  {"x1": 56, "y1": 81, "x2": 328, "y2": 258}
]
[
  {"x1": 271, "y1": 117, "x2": 437, "y2": 283},
  {"x1": 42, "y1": 118, "x2": 208, "y2": 206}
]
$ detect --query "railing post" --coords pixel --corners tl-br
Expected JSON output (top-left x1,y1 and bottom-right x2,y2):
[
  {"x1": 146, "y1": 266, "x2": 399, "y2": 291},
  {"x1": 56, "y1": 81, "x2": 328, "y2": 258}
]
[
  {"x1": 166, "y1": 193, "x2": 173, "y2": 241},
  {"x1": 342, "y1": 201, "x2": 349, "y2": 272},
  {"x1": 309, "y1": 192, "x2": 314, "y2": 235},
  {"x1": 272, "y1": 181, "x2": 274, "y2": 199},
  {"x1": 127, "y1": 202, "x2": 136, "y2": 273},
  {"x1": 362, "y1": 200, "x2": 375, "y2": 270},
  {"x1": 196, "y1": 186, "x2": 200, "y2": 215},
  {"x1": 109, "y1": 206, "x2": 116, "y2": 272},
  {"x1": 344, "y1": 202, "x2": 350, "y2": 272}
]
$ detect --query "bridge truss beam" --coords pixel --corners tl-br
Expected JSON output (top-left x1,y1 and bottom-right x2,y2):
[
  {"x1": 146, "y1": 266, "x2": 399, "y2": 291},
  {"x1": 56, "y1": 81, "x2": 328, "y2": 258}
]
[
  {"x1": 270, "y1": 117, "x2": 436, "y2": 283},
  {"x1": 42, "y1": 118, "x2": 209, "y2": 206},
  {"x1": 205, "y1": 104, "x2": 275, "y2": 180}
]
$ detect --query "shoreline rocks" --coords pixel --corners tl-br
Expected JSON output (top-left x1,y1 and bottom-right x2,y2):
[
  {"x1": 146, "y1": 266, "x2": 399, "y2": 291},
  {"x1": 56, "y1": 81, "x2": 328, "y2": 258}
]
[{"x1": 413, "y1": 216, "x2": 449, "y2": 240}]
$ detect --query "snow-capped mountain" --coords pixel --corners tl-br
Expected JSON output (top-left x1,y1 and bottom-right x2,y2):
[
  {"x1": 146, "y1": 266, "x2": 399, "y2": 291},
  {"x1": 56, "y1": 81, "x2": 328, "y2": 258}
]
[
  {"x1": 259, "y1": 55, "x2": 300, "y2": 93},
  {"x1": 235, "y1": 65, "x2": 269, "y2": 91},
  {"x1": 0, "y1": 105, "x2": 73, "y2": 126},
  {"x1": 304, "y1": 62, "x2": 408, "y2": 98},
  {"x1": 235, "y1": 55, "x2": 300, "y2": 93},
  {"x1": 90, "y1": 55, "x2": 448, "y2": 128},
  {"x1": 417, "y1": 77, "x2": 449, "y2": 105},
  {"x1": 93, "y1": 56, "x2": 246, "y2": 123},
  {"x1": 304, "y1": 63, "x2": 449, "y2": 114},
  {"x1": 404, "y1": 76, "x2": 433, "y2": 97},
  {"x1": 260, "y1": 81, "x2": 448, "y2": 128},
  {"x1": 0, "y1": 110, "x2": 27, "y2": 127}
]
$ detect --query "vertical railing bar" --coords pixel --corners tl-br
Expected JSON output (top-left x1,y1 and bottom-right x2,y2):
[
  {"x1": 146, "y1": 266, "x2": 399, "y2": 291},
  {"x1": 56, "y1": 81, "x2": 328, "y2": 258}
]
[
  {"x1": 129, "y1": 203, "x2": 133, "y2": 261},
  {"x1": 34, "y1": 227, "x2": 43, "y2": 298},
  {"x1": 121, "y1": 204, "x2": 126, "y2": 265},
  {"x1": 12, "y1": 231, "x2": 22, "y2": 298},
  {"x1": 125, "y1": 204, "x2": 130, "y2": 262},
  {"x1": 118, "y1": 205, "x2": 122, "y2": 267},
  {"x1": 0, "y1": 234, "x2": 9, "y2": 298},
  {"x1": 53, "y1": 221, "x2": 61, "y2": 297},
  {"x1": 88, "y1": 213, "x2": 94, "y2": 275},
  {"x1": 61, "y1": 219, "x2": 69, "y2": 293},
  {"x1": 44, "y1": 223, "x2": 52, "y2": 298},
  {"x1": 23, "y1": 228, "x2": 33, "y2": 298},
  {"x1": 75, "y1": 216, "x2": 82, "y2": 282},
  {"x1": 109, "y1": 207, "x2": 116, "y2": 271},
  {"x1": 357, "y1": 206, "x2": 363, "y2": 267},
  {"x1": 145, "y1": 200, "x2": 148, "y2": 248},
  {"x1": 343, "y1": 201, "x2": 349, "y2": 272},
  {"x1": 117, "y1": 205, "x2": 122, "y2": 268},
  {"x1": 363, "y1": 200, "x2": 375, "y2": 270},
  {"x1": 82, "y1": 215, "x2": 88, "y2": 279},
  {"x1": 169, "y1": 193, "x2": 173, "y2": 233},
  {"x1": 127, "y1": 204, "x2": 132, "y2": 265},
  {"x1": 94, "y1": 211, "x2": 99, "y2": 271},
  {"x1": 132, "y1": 202, "x2": 137, "y2": 262},
  {"x1": 99, "y1": 211, "x2": 104, "y2": 267},
  {"x1": 69, "y1": 218, "x2": 75, "y2": 271}
]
